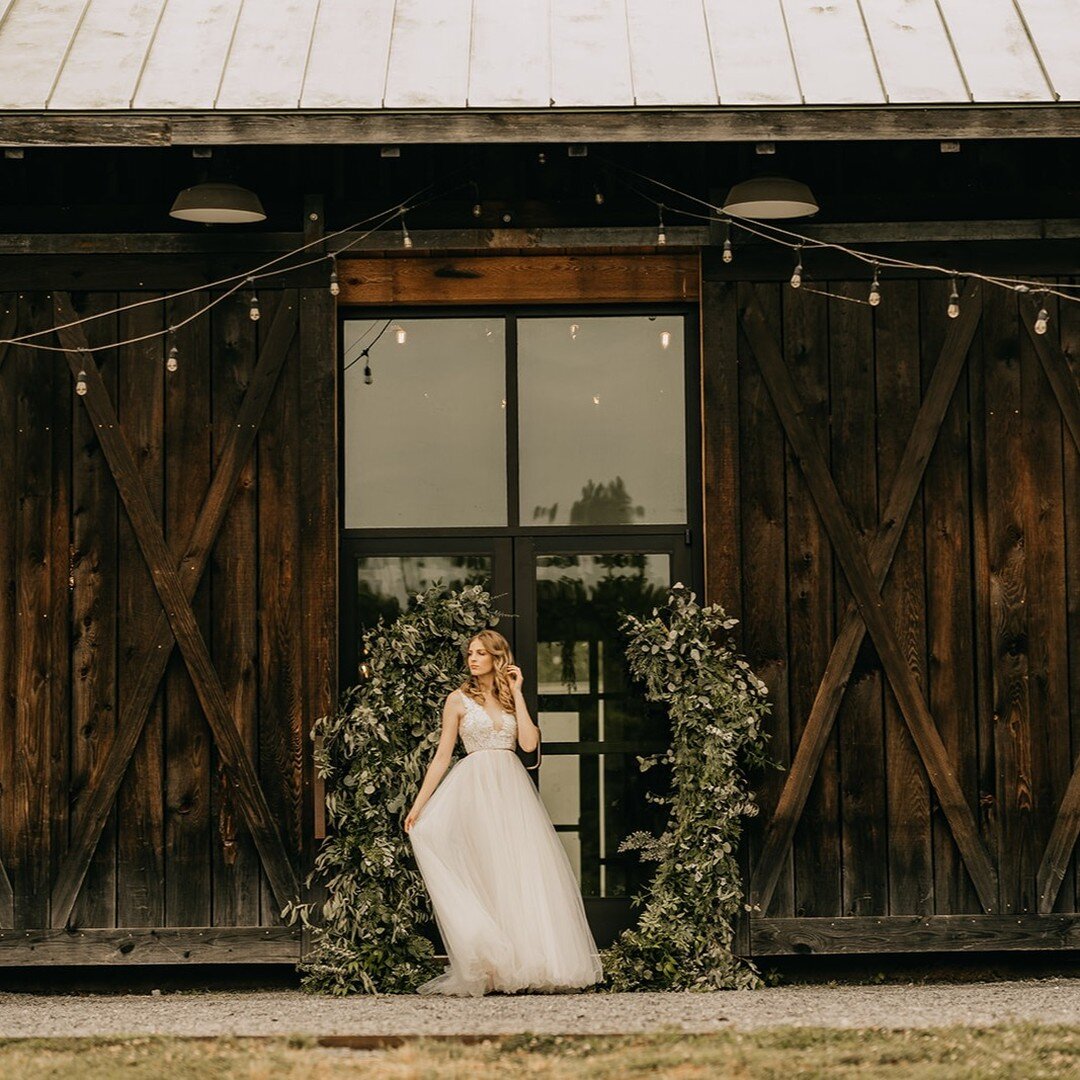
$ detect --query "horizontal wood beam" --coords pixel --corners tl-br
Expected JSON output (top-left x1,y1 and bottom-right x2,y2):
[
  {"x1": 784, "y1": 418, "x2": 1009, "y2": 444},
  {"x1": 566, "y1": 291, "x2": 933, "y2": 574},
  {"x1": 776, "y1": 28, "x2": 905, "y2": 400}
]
[
  {"x1": 337, "y1": 253, "x2": 698, "y2": 304},
  {"x1": 0, "y1": 926, "x2": 300, "y2": 964},
  {"x1": 1, "y1": 107, "x2": 1078, "y2": 147},
  {"x1": 752, "y1": 916, "x2": 1080, "y2": 955}
]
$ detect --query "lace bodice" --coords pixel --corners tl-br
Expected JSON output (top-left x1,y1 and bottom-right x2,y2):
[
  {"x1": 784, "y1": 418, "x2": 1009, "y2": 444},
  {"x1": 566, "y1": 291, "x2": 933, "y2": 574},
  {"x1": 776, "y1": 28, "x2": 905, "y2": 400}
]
[{"x1": 457, "y1": 690, "x2": 517, "y2": 754}]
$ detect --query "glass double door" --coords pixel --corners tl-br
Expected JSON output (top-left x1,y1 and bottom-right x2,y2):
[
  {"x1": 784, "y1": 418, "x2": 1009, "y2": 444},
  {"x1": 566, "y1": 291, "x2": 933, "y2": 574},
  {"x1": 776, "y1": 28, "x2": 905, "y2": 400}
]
[{"x1": 341, "y1": 532, "x2": 693, "y2": 944}]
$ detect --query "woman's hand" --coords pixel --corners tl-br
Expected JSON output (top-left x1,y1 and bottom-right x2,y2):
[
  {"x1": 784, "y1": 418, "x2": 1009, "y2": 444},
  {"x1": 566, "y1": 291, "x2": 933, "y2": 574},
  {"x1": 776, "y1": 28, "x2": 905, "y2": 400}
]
[
  {"x1": 507, "y1": 664, "x2": 525, "y2": 693},
  {"x1": 404, "y1": 806, "x2": 420, "y2": 833}
]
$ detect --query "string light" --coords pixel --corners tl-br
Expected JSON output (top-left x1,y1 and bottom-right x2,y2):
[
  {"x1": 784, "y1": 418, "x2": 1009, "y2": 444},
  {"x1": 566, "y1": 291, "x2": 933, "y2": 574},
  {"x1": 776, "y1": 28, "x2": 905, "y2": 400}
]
[
  {"x1": 948, "y1": 277, "x2": 961, "y2": 319},
  {"x1": 868, "y1": 265, "x2": 881, "y2": 307},
  {"x1": 401, "y1": 218, "x2": 413, "y2": 249},
  {"x1": 1035, "y1": 299, "x2": 1049, "y2": 335},
  {"x1": 790, "y1": 246, "x2": 803, "y2": 289},
  {"x1": 75, "y1": 369, "x2": 87, "y2": 396},
  {"x1": 247, "y1": 279, "x2": 260, "y2": 321},
  {"x1": 328, "y1": 255, "x2": 340, "y2": 297},
  {"x1": 166, "y1": 329, "x2": 179, "y2": 372},
  {"x1": 394, "y1": 324, "x2": 407, "y2": 345},
  {"x1": 363, "y1": 361, "x2": 373, "y2": 384},
  {"x1": 657, "y1": 205, "x2": 666, "y2": 246},
  {"x1": 660, "y1": 329, "x2": 671, "y2": 349},
  {"x1": 569, "y1": 322, "x2": 580, "y2": 341},
  {"x1": 722, "y1": 220, "x2": 733, "y2": 264}
]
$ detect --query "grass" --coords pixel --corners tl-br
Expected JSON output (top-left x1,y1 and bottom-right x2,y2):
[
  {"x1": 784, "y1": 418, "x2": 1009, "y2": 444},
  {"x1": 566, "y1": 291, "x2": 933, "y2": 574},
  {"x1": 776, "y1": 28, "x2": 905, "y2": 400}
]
[{"x1": 0, "y1": 1025, "x2": 1078, "y2": 1079}]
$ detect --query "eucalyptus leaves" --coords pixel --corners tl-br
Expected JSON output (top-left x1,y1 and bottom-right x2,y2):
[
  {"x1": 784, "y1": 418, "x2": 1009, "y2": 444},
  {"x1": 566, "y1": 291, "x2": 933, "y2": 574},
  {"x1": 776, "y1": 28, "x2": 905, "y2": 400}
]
[
  {"x1": 282, "y1": 583, "x2": 503, "y2": 995},
  {"x1": 598, "y1": 582, "x2": 773, "y2": 991}
]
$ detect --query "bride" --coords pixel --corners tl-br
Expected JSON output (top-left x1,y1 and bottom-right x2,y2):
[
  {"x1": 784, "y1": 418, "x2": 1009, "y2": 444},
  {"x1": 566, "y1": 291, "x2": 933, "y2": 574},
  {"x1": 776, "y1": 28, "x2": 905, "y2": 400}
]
[{"x1": 404, "y1": 629, "x2": 604, "y2": 996}]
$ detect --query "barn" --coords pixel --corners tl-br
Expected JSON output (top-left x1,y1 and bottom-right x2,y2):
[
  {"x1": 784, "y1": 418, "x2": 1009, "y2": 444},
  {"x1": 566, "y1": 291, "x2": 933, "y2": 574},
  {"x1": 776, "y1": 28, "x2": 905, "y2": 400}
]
[{"x1": 1, "y1": 0, "x2": 1079, "y2": 966}]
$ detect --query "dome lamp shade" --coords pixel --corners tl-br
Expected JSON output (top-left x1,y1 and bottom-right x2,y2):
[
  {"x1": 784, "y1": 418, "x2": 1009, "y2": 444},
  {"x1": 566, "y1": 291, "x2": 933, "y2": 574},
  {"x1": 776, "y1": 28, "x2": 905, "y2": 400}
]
[
  {"x1": 721, "y1": 176, "x2": 818, "y2": 220},
  {"x1": 169, "y1": 181, "x2": 266, "y2": 224}
]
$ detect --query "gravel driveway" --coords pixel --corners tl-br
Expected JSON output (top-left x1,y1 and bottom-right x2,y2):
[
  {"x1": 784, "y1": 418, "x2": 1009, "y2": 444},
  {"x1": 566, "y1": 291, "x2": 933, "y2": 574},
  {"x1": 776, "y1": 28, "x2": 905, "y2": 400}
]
[{"x1": 1, "y1": 980, "x2": 1079, "y2": 1037}]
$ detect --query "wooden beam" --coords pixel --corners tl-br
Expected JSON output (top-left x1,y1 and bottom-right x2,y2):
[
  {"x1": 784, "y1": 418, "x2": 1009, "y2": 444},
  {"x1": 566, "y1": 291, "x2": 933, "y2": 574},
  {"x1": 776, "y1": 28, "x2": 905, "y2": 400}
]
[
  {"x1": 49, "y1": 293, "x2": 299, "y2": 927},
  {"x1": 740, "y1": 290, "x2": 999, "y2": 912},
  {"x1": 752, "y1": 915, "x2": 1080, "y2": 955},
  {"x1": 0, "y1": 107, "x2": 1078, "y2": 147},
  {"x1": 748, "y1": 283, "x2": 984, "y2": 915},
  {"x1": 0, "y1": 926, "x2": 300, "y2": 964},
  {"x1": 1024, "y1": 300, "x2": 1080, "y2": 914},
  {"x1": 337, "y1": 254, "x2": 698, "y2": 305}
]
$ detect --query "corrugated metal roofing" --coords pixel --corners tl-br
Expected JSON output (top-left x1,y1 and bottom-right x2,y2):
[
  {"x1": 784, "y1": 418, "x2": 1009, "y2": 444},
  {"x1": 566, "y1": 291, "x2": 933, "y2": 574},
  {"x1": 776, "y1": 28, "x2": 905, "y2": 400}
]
[{"x1": 0, "y1": 0, "x2": 1074, "y2": 112}]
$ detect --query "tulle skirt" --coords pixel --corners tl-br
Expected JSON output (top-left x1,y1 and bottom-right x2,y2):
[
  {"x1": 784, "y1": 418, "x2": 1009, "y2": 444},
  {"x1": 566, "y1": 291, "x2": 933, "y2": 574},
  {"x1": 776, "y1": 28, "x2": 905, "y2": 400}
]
[{"x1": 408, "y1": 747, "x2": 604, "y2": 996}]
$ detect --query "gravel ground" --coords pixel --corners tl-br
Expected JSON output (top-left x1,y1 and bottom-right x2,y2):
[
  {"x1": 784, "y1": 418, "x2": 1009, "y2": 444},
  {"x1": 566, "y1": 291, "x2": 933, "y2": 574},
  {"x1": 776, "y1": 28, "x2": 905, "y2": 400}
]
[{"x1": 1, "y1": 981, "x2": 1079, "y2": 1037}]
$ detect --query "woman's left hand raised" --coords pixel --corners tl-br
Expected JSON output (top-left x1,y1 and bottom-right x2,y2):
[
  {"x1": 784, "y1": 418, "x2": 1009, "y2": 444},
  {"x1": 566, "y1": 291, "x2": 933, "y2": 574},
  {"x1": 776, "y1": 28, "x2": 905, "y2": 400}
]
[{"x1": 507, "y1": 664, "x2": 524, "y2": 693}]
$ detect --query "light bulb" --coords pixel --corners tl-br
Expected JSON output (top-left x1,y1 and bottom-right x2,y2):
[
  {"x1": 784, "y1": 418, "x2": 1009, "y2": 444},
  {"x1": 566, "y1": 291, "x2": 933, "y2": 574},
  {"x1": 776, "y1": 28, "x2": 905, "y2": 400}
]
[
  {"x1": 401, "y1": 220, "x2": 412, "y2": 248},
  {"x1": 594, "y1": 188, "x2": 604, "y2": 205},
  {"x1": 249, "y1": 291, "x2": 260, "y2": 321},
  {"x1": 868, "y1": 271, "x2": 881, "y2": 307},
  {"x1": 947, "y1": 281, "x2": 960, "y2": 319},
  {"x1": 167, "y1": 346, "x2": 179, "y2": 372},
  {"x1": 569, "y1": 322, "x2": 580, "y2": 341},
  {"x1": 363, "y1": 363, "x2": 373, "y2": 384},
  {"x1": 472, "y1": 202, "x2": 482, "y2": 217},
  {"x1": 1035, "y1": 307, "x2": 1049, "y2": 335},
  {"x1": 657, "y1": 206, "x2": 666, "y2": 246},
  {"x1": 722, "y1": 238, "x2": 733, "y2": 264},
  {"x1": 790, "y1": 262, "x2": 803, "y2": 289},
  {"x1": 75, "y1": 370, "x2": 88, "y2": 396},
  {"x1": 395, "y1": 325, "x2": 407, "y2": 345},
  {"x1": 592, "y1": 394, "x2": 600, "y2": 405},
  {"x1": 660, "y1": 330, "x2": 671, "y2": 349},
  {"x1": 329, "y1": 263, "x2": 340, "y2": 297}
]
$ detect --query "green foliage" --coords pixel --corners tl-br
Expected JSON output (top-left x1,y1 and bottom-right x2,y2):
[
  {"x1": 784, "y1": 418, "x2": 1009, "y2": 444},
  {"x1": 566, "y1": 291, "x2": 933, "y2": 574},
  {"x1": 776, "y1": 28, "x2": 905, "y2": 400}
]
[
  {"x1": 598, "y1": 583, "x2": 774, "y2": 992},
  {"x1": 281, "y1": 582, "x2": 505, "y2": 995}
]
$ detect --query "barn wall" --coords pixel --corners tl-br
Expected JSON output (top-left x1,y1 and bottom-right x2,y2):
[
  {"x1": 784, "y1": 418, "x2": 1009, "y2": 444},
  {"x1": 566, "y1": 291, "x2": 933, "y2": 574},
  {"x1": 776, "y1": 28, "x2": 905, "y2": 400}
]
[
  {"x1": 701, "y1": 262, "x2": 1080, "y2": 952},
  {"x1": 0, "y1": 282, "x2": 336, "y2": 961}
]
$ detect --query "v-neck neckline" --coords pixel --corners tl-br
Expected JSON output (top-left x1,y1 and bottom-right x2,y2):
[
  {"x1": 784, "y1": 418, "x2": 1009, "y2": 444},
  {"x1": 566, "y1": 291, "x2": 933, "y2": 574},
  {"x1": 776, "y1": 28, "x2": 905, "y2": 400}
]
[{"x1": 463, "y1": 690, "x2": 509, "y2": 733}]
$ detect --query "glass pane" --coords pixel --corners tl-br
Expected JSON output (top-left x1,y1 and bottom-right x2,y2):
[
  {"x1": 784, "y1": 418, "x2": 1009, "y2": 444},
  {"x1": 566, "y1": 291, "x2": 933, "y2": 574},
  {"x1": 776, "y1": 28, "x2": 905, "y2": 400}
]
[
  {"x1": 534, "y1": 552, "x2": 673, "y2": 898},
  {"x1": 343, "y1": 318, "x2": 507, "y2": 527},
  {"x1": 518, "y1": 316, "x2": 686, "y2": 526},
  {"x1": 352, "y1": 554, "x2": 492, "y2": 672}
]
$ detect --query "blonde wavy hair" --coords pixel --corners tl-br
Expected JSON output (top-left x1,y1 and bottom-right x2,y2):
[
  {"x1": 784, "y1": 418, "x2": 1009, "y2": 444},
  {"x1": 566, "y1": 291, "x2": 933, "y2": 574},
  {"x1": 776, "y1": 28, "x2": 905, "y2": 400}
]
[{"x1": 458, "y1": 629, "x2": 517, "y2": 716}]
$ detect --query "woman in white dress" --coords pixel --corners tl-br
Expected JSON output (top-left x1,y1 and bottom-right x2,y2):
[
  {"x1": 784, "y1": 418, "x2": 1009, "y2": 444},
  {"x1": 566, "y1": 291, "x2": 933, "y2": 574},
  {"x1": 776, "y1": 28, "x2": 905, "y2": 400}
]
[{"x1": 404, "y1": 629, "x2": 604, "y2": 996}]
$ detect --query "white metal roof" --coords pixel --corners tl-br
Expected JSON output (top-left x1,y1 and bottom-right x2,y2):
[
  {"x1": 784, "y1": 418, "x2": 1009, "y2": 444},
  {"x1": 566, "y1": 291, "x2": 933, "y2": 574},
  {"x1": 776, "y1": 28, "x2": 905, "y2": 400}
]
[{"x1": 0, "y1": 0, "x2": 1074, "y2": 112}]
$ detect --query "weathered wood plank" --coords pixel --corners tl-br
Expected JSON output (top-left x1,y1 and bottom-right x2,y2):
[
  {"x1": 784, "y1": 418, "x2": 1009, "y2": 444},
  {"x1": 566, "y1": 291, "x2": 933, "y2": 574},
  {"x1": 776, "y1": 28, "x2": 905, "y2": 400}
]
[
  {"x1": 876, "y1": 280, "x2": 933, "y2": 916},
  {"x1": 1019, "y1": 294, "x2": 1071, "y2": 914},
  {"x1": 741, "y1": 290, "x2": 999, "y2": 911},
  {"x1": 752, "y1": 914, "x2": 1080, "y2": 955},
  {"x1": 981, "y1": 287, "x2": 1032, "y2": 913},
  {"x1": 115, "y1": 291, "x2": 166, "y2": 928},
  {"x1": 14, "y1": 292, "x2": 57, "y2": 928},
  {"x1": 0, "y1": 926, "x2": 301, "y2": 965},
  {"x1": 209, "y1": 298, "x2": 262, "y2": 927},
  {"x1": 49, "y1": 293, "x2": 299, "y2": 927},
  {"x1": 70, "y1": 293, "x2": 120, "y2": 930},
  {"x1": 781, "y1": 280, "x2": 840, "y2": 919},
  {"x1": 738, "y1": 283, "x2": 792, "y2": 918},
  {"x1": 163, "y1": 290, "x2": 213, "y2": 927},
  {"x1": 920, "y1": 279, "x2": 981, "y2": 915},
  {"x1": 829, "y1": 282, "x2": 887, "y2": 918},
  {"x1": 337, "y1": 255, "x2": 699, "y2": 306},
  {"x1": 257, "y1": 292, "x2": 305, "y2": 924}
]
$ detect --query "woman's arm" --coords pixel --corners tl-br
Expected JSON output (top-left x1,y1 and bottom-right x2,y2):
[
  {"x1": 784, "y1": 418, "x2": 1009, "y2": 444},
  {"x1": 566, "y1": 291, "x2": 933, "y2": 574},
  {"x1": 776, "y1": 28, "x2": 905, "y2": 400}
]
[
  {"x1": 404, "y1": 692, "x2": 462, "y2": 831},
  {"x1": 508, "y1": 668, "x2": 540, "y2": 753}
]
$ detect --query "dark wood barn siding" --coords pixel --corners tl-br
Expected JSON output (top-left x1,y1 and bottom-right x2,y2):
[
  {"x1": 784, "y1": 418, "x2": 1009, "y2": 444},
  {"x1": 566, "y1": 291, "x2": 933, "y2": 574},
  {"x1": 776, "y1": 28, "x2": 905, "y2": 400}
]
[
  {"x1": 0, "y1": 285, "x2": 334, "y2": 958},
  {"x1": 702, "y1": 265, "x2": 1080, "y2": 952}
]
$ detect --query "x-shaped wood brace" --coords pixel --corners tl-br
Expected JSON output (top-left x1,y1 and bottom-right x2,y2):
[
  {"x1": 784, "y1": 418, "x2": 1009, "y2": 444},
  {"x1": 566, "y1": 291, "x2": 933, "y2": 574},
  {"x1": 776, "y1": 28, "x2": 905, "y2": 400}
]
[
  {"x1": 50, "y1": 291, "x2": 300, "y2": 928},
  {"x1": 742, "y1": 283, "x2": 999, "y2": 914}
]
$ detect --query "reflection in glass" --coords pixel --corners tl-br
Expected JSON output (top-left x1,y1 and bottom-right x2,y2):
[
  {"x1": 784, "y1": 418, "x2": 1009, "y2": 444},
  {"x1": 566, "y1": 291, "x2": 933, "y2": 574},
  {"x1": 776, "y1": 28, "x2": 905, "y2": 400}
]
[
  {"x1": 534, "y1": 553, "x2": 672, "y2": 898},
  {"x1": 518, "y1": 316, "x2": 686, "y2": 526},
  {"x1": 343, "y1": 318, "x2": 506, "y2": 527},
  {"x1": 352, "y1": 555, "x2": 492, "y2": 673}
]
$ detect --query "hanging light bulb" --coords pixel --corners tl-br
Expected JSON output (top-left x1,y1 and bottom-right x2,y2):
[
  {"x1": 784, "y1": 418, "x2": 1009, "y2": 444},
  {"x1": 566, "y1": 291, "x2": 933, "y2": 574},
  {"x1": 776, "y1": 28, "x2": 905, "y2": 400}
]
[
  {"x1": 363, "y1": 362, "x2": 373, "y2": 384},
  {"x1": 722, "y1": 221, "x2": 733, "y2": 264},
  {"x1": 569, "y1": 322, "x2": 580, "y2": 341},
  {"x1": 790, "y1": 246, "x2": 803, "y2": 289},
  {"x1": 1035, "y1": 305, "x2": 1049, "y2": 335},
  {"x1": 592, "y1": 394, "x2": 600, "y2": 405},
  {"x1": 659, "y1": 330, "x2": 672, "y2": 350},
  {"x1": 868, "y1": 266, "x2": 881, "y2": 307},
  {"x1": 248, "y1": 280, "x2": 260, "y2": 321},
  {"x1": 329, "y1": 256, "x2": 340, "y2": 297},
  {"x1": 394, "y1": 324, "x2": 407, "y2": 345},
  {"x1": 947, "y1": 277, "x2": 960, "y2": 319},
  {"x1": 167, "y1": 345, "x2": 179, "y2": 372},
  {"x1": 75, "y1": 369, "x2": 88, "y2": 396},
  {"x1": 594, "y1": 186, "x2": 605, "y2": 206},
  {"x1": 472, "y1": 201, "x2": 482, "y2": 218},
  {"x1": 657, "y1": 205, "x2": 666, "y2": 246},
  {"x1": 401, "y1": 218, "x2": 413, "y2": 249}
]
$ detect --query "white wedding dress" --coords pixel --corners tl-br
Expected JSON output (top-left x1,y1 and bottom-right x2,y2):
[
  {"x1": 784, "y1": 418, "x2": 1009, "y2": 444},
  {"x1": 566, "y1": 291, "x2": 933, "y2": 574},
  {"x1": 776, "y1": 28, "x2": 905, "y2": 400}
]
[{"x1": 408, "y1": 689, "x2": 604, "y2": 996}]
